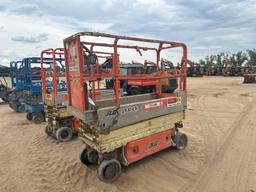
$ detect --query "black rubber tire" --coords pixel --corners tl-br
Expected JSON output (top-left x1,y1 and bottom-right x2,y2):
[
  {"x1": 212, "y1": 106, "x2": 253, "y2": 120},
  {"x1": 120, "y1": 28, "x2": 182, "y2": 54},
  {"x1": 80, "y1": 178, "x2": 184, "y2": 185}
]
[
  {"x1": 87, "y1": 150, "x2": 98, "y2": 164},
  {"x1": 26, "y1": 113, "x2": 33, "y2": 121},
  {"x1": 173, "y1": 132, "x2": 188, "y2": 150},
  {"x1": 44, "y1": 125, "x2": 51, "y2": 136},
  {"x1": 55, "y1": 127, "x2": 73, "y2": 142},
  {"x1": 130, "y1": 87, "x2": 140, "y2": 95},
  {"x1": 2, "y1": 97, "x2": 7, "y2": 103},
  {"x1": 17, "y1": 104, "x2": 25, "y2": 113},
  {"x1": 97, "y1": 159, "x2": 122, "y2": 183},
  {"x1": 32, "y1": 113, "x2": 44, "y2": 124},
  {"x1": 79, "y1": 145, "x2": 90, "y2": 165}
]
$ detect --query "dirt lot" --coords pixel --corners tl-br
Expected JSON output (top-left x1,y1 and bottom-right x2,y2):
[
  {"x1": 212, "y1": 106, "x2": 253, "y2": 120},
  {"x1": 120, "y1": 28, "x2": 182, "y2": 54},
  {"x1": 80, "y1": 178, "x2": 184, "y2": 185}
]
[{"x1": 0, "y1": 76, "x2": 256, "y2": 192}]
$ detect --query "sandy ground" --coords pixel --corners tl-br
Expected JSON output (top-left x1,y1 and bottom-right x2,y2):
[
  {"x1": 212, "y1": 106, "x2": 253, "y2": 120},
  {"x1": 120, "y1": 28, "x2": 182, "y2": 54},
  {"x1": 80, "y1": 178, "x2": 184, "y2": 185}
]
[{"x1": 0, "y1": 76, "x2": 256, "y2": 192}]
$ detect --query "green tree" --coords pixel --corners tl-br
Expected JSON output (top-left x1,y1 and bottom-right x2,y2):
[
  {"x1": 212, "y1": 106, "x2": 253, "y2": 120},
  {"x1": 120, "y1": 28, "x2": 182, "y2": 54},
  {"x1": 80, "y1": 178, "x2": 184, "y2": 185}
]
[
  {"x1": 229, "y1": 54, "x2": 236, "y2": 66},
  {"x1": 216, "y1": 52, "x2": 225, "y2": 67},
  {"x1": 199, "y1": 59, "x2": 206, "y2": 66},
  {"x1": 247, "y1": 49, "x2": 256, "y2": 65},
  {"x1": 205, "y1": 56, "x2": 210, "y2": 68},
  {"x1": 235, "y1": 51, "x2": 247, "y2": 66}
]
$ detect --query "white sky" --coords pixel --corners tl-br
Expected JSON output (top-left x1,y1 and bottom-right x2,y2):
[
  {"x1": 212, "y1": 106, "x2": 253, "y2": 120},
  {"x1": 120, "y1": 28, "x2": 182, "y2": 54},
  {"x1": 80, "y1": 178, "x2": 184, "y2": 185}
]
[{"x1": 0, "y1": 0, "x2": 256, "y2": 66}]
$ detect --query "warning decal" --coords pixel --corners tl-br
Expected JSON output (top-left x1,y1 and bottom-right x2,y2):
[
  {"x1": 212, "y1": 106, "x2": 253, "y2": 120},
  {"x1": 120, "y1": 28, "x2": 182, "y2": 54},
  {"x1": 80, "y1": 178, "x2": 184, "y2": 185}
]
[
  {"x1": 144, "y1": 101, "x2": 163, "y2": 110},
  {"x1": 167, "y1": 97, "x2": 181, "y2": 107}
]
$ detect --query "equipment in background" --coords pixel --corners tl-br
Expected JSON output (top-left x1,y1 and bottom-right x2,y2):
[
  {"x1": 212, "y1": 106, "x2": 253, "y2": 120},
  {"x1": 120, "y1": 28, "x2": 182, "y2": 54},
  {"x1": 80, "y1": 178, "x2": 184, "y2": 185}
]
[
  {"x1": 243, "y1": 74, "x2": 256, "y2": 83},
  {"x1": 41, "y1": 48, "x2": 78, "y2": 142},
  {"x1": 106, "y1": 59, "x2": 178, "y2": 95},
  {"x1": 23, "y1": 57, "x2": 46, "y2": 123},
  {"x1": 187, "y1": 60, "x2": 204, "y2": 77},
  {"x1": 8, "y1": 61, "x2": 26, "y2": 112},
  {"x1": 0, "y1": 76, "x2": 11, "y2": 103},
  {"x1": 243, "y1": 65, "x2": 256, "y2": 83}
]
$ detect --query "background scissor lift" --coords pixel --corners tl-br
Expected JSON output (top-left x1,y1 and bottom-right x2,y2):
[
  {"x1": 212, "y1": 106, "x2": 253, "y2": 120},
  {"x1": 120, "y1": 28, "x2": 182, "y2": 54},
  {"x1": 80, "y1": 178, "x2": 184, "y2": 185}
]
[
  {"x1": 41, "y1": 48, "x2": 79, "y2": 142},
  {"x1": 23, "y1": 57, "x2": 47, "y2": 123},
  {"x1": 8, "y1": 61, "x2": 26, "y2": 112}
]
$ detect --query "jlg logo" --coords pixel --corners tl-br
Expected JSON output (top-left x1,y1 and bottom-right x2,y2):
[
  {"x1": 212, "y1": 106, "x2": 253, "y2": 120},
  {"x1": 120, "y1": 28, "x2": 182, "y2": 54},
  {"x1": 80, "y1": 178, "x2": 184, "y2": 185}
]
[
  {"x1": 106, "y1": 109, "x2": 118, "y2": 117},
  {"x1": 105, "y1": 106, "x2": 138, "y2": 117},
  {"x1": 148, "y1": 141, "x2": 159, "y2": 148}
]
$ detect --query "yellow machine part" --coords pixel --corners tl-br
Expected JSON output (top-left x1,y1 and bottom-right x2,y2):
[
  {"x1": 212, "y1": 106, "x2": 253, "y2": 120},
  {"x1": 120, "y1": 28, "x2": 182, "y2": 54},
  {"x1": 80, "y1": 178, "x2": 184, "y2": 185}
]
[
  {"x1": 79, "y1": 111, "x2": 185, "y2": 153},
  {"x1": 44, "y1": 99, "x2": 55, "y2": 106},
  {"x1": 44, "y1": 104, "x2": 70, "y2": 118}
]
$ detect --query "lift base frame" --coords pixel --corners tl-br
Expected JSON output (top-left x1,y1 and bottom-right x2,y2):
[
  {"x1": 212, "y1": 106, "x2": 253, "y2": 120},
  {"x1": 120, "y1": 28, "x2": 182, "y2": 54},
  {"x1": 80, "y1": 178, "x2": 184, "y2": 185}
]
[
  {"x1": 44, "y1": 104, "x2": 74, "y2": 134},
  {"x1": 79, "y1": 110, "x2": 184, "y2": 156},
  {"x1": 8, "y1": 90, "x2": 25, "y2": 112}
]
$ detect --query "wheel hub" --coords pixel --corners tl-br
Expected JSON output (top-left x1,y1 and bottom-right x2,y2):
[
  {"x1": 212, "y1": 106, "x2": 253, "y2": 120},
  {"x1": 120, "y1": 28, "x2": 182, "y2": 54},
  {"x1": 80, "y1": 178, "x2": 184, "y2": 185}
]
[
  {"x1": 104, "y1": 163, "x2": 119, "y2": 180},
  {"x1": 60, "y1": 130, "x2": 69, "y2": 139}
]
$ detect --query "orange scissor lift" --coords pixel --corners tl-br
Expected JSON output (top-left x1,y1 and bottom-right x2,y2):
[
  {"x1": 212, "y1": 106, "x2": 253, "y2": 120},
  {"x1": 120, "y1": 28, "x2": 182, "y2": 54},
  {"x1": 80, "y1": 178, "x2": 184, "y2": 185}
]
[
  {"x1": 64, "y1": 32, "x2": 188, "y2": 182},
  {"x1": 41, "y1": 48, "x2": 78, "y2": 142}
]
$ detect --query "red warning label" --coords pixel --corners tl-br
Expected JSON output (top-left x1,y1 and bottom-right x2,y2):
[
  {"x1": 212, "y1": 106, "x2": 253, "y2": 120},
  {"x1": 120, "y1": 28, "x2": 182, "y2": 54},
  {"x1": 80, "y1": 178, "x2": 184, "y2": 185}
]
[{"x1": 167, "y1": 97, "x2": 181, "y2": 107}]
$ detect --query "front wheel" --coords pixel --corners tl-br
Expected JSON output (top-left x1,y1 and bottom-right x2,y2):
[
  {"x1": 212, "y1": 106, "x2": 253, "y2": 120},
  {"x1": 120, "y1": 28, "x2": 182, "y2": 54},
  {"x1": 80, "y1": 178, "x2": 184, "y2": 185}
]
[
  {"x1": 55, "y1": 127, "x2": 73, "y2": 142},
  {"x1": 97, "y1": 159, "x2": 122, "y2": 183}
]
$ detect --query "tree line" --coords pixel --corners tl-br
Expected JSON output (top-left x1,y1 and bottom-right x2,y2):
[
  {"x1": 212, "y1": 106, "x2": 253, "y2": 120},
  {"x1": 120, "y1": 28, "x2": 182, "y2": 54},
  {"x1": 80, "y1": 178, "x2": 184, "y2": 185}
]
[{"x1": 197, "y1": 48, "x2": 256, "y2": 68}]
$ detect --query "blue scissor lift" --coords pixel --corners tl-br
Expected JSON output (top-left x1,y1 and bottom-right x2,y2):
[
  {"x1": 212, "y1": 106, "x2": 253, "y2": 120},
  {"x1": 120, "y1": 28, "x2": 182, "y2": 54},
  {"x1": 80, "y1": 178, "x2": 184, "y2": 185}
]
[
  {"x1": 23, "y1": 57, "x2": 46, "y2": 123},
  {"x1": 8, "y1": 61, "x2": 26, "y2": 112}
]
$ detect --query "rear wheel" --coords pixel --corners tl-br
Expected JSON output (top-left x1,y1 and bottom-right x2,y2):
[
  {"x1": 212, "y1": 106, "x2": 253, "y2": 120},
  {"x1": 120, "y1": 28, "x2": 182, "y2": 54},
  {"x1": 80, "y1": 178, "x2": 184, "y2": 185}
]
[
  {"x1": 80, "y1": 145, "x2": 98, "y2": 165},
  {"x1": 80, "y1": 145, "x2": 90, "y2": 165},
  {"x1": 44, "y1": 125, "x2": 51, "y2": 136},
  {"x1": 172, "y1": 132, "x2": 188, "y2": 150},
  {"x1": 2, "y1": 91, "x2": 10, "y2": 103},
  {"x1": 17, "y1": 104, "x2": 25, "y2": 113},
  {"x1": 32, "y1": 113, "x2": 44, "y2": 124},
  {"x1": 2, "y1": 97, "x2": 7, "y2": 103},
  {"x1": 97, "y1": 159, "x2": 122, "y2": 183},
  {"x1": 87, "y1": 150, "x2": 98, "y2": 164},
  {"x1": 26, "y1": 113, "x2": 33, "y2": 121},
  {"x1": 130, "y1": 87, "x2": 140, "y2": 95},
  {"x1": 55, "y1": 127, "x2": 73, "y2": 142}
]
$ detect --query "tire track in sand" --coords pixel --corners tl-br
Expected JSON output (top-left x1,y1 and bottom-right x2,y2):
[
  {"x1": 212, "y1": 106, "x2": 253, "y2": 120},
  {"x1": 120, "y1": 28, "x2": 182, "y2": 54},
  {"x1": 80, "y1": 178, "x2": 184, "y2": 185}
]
[
  {"x1": 180, "y1": 96, "x2": 256, "y2": 192},
  {"x1": 26, "y1": 134, "x2": 87, "y2": 192}
]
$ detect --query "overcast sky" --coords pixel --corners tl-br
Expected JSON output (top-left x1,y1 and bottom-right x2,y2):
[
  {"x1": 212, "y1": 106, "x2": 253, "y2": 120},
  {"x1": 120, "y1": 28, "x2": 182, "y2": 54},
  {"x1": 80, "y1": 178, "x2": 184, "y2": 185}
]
[{"x1": 0, "y1": 0, "x2": 255, "y2": 66}]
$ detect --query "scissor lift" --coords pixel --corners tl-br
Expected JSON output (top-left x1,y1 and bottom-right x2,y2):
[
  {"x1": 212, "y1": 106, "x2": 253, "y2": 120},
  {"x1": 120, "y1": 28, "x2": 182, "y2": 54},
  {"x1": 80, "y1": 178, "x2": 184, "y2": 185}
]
[
  {"x1": 8, "y1": 61, "x2": 26, "y2": 112},
  {"x1": 41, "y1": 48, "x2": 79, "y2": 141},
  {"x1": 64, "y1": 32, "x2": 188, "y2": 182},
  {"x1": 23, "y1": 57, "x2": 46, "y2": 123}
]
